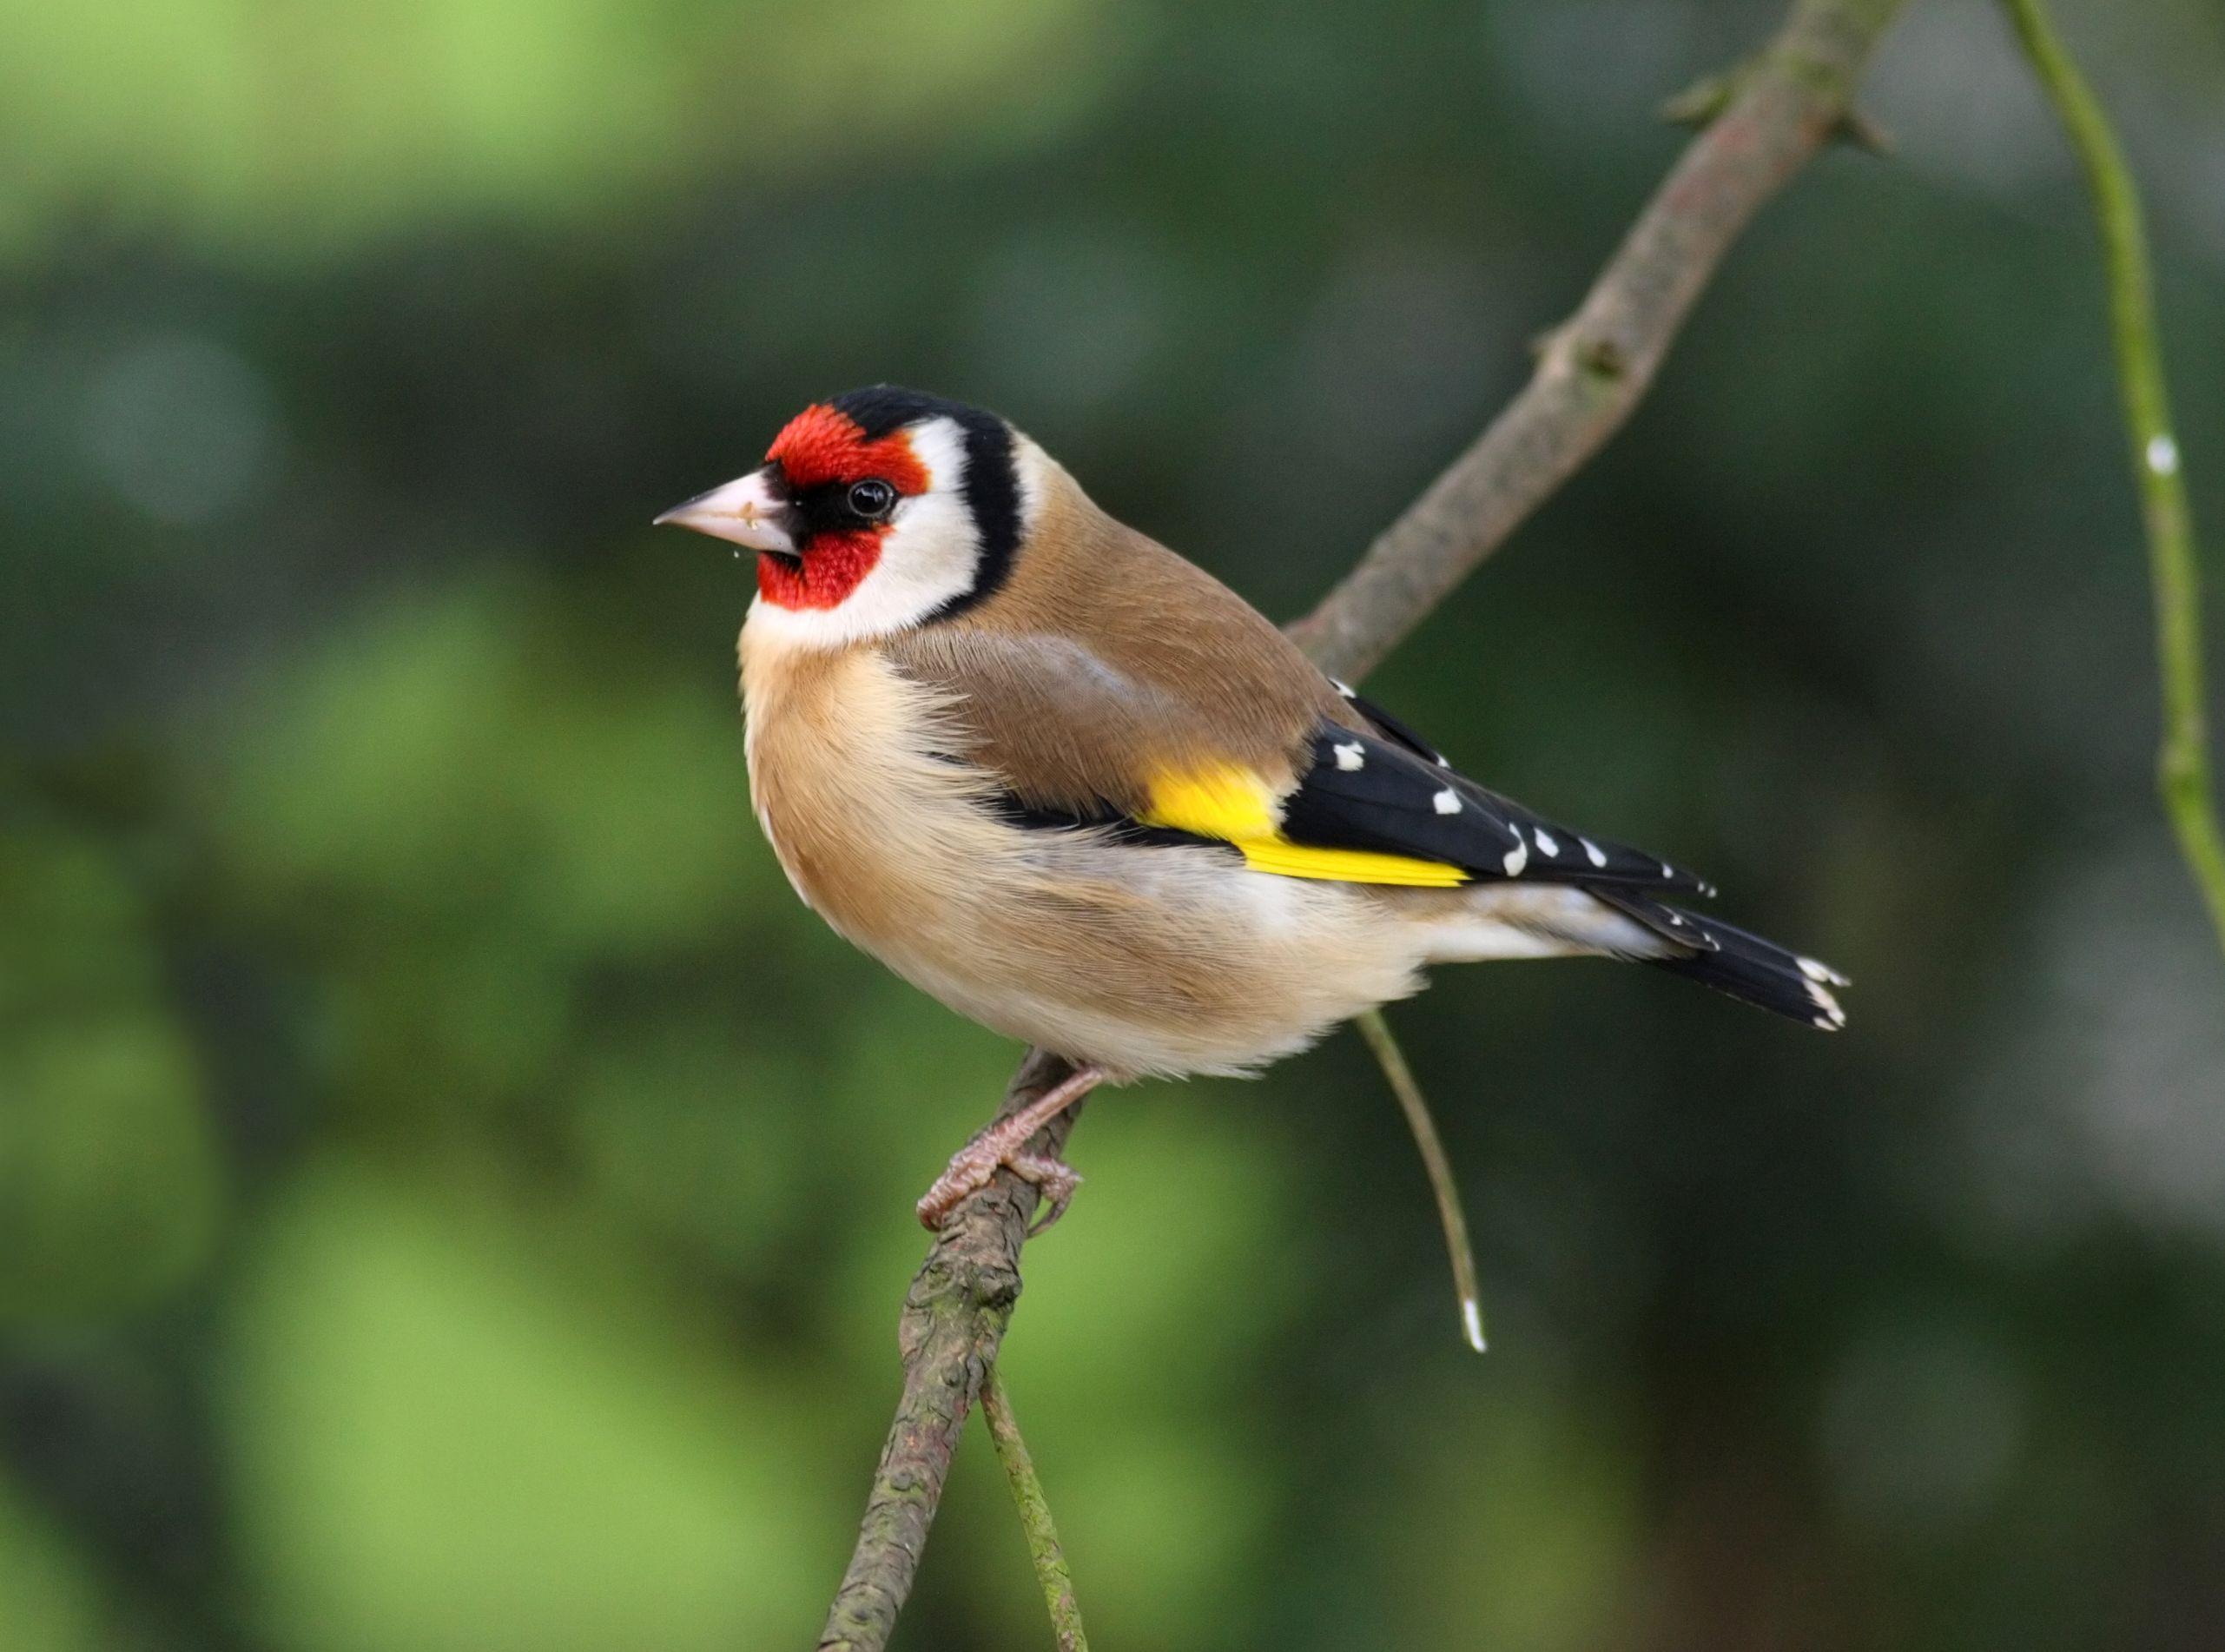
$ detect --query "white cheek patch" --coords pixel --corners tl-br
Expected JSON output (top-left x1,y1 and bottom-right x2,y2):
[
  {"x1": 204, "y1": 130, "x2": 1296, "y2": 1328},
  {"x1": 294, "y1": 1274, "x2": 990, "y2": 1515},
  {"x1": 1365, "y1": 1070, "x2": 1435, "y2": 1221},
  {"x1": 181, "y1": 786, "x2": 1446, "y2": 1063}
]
[{"x1": 746, "y1": 415, "x2": 986, "y2": 649}]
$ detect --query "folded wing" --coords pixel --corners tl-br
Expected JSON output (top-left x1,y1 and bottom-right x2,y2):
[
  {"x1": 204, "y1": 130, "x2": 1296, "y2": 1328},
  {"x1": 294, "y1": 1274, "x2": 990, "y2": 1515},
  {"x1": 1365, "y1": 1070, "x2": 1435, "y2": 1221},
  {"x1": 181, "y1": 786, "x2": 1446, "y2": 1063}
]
[{"x1": 1277, "y1": 691, "x2": 1716, "y2": 897}]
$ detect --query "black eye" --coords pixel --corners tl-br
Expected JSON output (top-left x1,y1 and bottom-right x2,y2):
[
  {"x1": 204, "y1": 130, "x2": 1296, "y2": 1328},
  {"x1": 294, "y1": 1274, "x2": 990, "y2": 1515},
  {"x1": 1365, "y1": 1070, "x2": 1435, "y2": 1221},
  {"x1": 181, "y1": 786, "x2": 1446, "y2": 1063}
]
[{"x1": 847, "y1": 479, "x2": 897, "y2": 519}]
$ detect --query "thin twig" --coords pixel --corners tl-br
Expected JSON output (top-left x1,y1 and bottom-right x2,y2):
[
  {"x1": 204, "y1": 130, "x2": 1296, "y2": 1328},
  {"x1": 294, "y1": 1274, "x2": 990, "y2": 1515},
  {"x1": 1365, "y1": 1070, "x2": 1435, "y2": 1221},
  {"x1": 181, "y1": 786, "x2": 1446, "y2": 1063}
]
[
  {"x1": 815, "y1": 3, "x2": 1911, "y2": 1645},
  {"x1": 980, "y1": 1365, "x2": 1089, "y2": 1652},
  {"x1": 1355, "y1": 1008, "x2": 1486, "y2": 1352},
  {"x1": 1997, "y1": 0, "x2": 2225, "y2": 957}
]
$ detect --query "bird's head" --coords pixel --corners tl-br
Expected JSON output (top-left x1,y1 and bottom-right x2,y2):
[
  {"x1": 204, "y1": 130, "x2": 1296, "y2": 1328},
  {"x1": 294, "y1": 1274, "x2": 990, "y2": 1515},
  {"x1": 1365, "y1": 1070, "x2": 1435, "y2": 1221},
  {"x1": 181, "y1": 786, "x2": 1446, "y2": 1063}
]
[{"x1": 657, "y1": 387, "x2": 1031, "y2": 640}]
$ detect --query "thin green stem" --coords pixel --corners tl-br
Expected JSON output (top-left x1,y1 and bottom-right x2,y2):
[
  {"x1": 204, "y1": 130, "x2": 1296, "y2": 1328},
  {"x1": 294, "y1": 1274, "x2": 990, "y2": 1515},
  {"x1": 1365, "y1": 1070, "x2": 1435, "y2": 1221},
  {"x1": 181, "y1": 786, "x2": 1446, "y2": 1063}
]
[
  {"x1": 1355, "y1": 1009, "x2": 1487, "y2": 1352},
  {"x1": 980, "y1": 1364, "x2": 1088, "y2": 1652},
  {"x1": 1999, "y1": 0, "x2": 2225, "y2": 956}
]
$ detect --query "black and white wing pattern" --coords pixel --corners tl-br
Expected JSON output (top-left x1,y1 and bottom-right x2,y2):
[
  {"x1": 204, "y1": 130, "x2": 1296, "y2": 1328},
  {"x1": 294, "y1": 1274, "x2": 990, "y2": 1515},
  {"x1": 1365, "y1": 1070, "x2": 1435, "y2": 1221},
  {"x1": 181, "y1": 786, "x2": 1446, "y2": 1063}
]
[{"x1": 1298, "y1": 683, "x2": 1716, "y2": 896}]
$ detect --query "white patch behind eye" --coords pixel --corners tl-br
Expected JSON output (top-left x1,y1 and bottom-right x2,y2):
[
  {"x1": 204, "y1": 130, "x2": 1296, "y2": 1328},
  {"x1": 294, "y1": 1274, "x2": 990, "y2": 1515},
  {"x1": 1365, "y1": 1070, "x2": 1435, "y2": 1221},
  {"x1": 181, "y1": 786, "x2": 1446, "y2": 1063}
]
[
  {"x1": 746, "y1": 414, "x2": 986, "y2": 648},
  {"x1": 1011, "y1": 433, "x2": 1055, "y2": 541}
]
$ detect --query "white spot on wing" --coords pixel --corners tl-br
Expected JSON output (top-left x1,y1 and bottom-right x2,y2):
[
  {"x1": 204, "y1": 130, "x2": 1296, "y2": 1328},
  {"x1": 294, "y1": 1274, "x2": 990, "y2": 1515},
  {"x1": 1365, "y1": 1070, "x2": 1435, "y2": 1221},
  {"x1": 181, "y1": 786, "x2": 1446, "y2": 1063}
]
[
  {"x1": 1581, "y1": 836, "x2": 1608, "y2": 868},
  {"x1": 1331, "y1": 678, "x2": 1357, "y2": 699},
  {"x1": 1432, "y1": 787, "x2": 1462, "y2": 815},
  {"x1": 1797, "y1": 955, "x2": 1851, "y2": 987},
  {"x1": 1436, "y1": 754, "x2": 1451, "y2": 768},
  {"x1": 1502, "y1": 831, "x2": 1528, "y2": 876},
  {"x1": 1333, "y1": 742, "x2": 1365, "y2": 771},
  {"x1": 1533, "y1": 828, "x2": 1559, "y2": 856}
]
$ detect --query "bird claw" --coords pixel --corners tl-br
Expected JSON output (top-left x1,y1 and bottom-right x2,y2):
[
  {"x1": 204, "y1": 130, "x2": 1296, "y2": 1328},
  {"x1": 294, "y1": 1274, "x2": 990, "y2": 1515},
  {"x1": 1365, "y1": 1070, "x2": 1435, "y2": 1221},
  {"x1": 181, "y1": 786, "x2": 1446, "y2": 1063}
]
[
  {"x1": 914, "y1": 1143, "x2": 1083, "y2": 1233},
  {"x1": 1012, "y1": 1153, "x2": 1082, "y2": 1236},
  {"x1": 913, "y1": 1063, "x2": 1103, "y2": 1233},
  {"x1": 914, "y1": 1150, "x2": 991, "y2": 1230}
]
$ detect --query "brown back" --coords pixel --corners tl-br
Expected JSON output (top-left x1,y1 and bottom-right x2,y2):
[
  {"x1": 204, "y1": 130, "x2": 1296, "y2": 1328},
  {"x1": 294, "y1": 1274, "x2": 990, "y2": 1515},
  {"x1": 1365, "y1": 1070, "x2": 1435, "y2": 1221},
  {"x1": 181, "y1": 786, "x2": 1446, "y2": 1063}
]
[{"x1": 881, "y1": 461, "x2": 1353, "y2": 814}]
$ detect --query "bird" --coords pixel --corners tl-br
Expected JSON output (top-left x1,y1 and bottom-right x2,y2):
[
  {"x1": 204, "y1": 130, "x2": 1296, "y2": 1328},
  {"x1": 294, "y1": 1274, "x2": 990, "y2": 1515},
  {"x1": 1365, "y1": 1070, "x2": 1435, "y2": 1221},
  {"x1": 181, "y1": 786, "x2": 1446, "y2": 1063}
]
[{"x1": 656, "y1": 386, "x2": 1848, "y2": 1232}]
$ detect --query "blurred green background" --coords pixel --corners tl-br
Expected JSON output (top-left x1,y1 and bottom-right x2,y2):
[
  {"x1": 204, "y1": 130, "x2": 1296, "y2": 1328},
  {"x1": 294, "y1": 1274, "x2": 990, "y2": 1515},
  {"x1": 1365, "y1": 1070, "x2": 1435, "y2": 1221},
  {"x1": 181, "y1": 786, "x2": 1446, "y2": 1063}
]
[{"x1": 5, "y1": 0, "x2": 2224, "y2": 1648}]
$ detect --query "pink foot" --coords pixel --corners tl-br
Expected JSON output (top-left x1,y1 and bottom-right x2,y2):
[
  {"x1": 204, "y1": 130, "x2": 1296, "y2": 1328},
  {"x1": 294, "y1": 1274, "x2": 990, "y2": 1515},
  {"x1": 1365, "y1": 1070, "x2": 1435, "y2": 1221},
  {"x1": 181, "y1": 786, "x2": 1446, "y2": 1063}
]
[{"x1": 915, "y1": 1064, "x2": 1103, "y2": 1233}]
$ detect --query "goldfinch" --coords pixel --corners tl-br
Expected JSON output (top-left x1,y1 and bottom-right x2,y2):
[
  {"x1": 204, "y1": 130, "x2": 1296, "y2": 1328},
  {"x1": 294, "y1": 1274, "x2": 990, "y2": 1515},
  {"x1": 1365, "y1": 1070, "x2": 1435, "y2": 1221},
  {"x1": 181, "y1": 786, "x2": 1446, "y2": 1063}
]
[{"x1": 657, "y1": 387, "x2": 1849, "y2": 1227}]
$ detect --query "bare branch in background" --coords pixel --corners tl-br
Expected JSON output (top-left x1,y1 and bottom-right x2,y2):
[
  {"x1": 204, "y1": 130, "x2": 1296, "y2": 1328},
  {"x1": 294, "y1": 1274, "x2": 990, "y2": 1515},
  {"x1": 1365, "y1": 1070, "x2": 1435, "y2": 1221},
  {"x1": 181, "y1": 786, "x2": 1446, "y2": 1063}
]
[
  {"x1": 1289, "y1": 0, "x2": 1911, "y2": 683},
  {"x1": 814, "y1": 3, "x2": 1911, "y2": 1646}
]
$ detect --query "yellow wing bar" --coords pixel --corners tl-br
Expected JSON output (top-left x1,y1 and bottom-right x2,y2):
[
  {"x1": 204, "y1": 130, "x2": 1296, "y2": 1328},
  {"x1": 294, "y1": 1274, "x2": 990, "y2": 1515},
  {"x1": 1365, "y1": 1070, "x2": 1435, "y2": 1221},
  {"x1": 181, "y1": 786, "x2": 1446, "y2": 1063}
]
[
  {"x1": 1139, "y1": 765, "x2": 1469, "y2": 889},
  {"x1": 1234, "y1": 840, "x2": 1469, "y2": 887}
]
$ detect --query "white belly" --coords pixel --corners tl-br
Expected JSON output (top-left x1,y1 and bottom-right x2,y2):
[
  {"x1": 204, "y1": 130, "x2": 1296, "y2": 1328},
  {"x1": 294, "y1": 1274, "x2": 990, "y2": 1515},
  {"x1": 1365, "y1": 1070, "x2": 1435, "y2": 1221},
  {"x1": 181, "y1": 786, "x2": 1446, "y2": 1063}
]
[{"x1": 863, "y1": 837, "x2": 1429, "y2": 1079}]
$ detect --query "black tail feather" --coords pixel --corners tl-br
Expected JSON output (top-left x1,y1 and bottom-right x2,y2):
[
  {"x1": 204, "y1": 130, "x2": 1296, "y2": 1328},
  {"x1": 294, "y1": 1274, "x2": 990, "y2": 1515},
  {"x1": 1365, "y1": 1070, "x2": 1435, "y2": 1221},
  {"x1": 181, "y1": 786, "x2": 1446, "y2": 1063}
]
[{"x1": 1591, "y1": 889, "x2": 1849, "y2": 1030}]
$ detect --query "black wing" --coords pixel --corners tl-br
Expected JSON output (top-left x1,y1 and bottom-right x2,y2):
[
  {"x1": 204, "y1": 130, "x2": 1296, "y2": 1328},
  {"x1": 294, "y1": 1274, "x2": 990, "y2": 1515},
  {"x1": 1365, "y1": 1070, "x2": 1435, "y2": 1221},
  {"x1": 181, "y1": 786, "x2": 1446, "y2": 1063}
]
[{"x1": 1293, "y1": 684, "x2": 1716, "y2": 895}]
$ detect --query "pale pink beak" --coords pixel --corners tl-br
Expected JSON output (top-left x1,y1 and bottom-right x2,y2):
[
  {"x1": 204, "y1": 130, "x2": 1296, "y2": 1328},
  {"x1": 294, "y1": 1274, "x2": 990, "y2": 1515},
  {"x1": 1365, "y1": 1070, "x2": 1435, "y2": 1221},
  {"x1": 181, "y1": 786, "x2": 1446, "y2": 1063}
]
[{"x1": 654, "y1": 466, "x2": 799, "y2": 556}]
